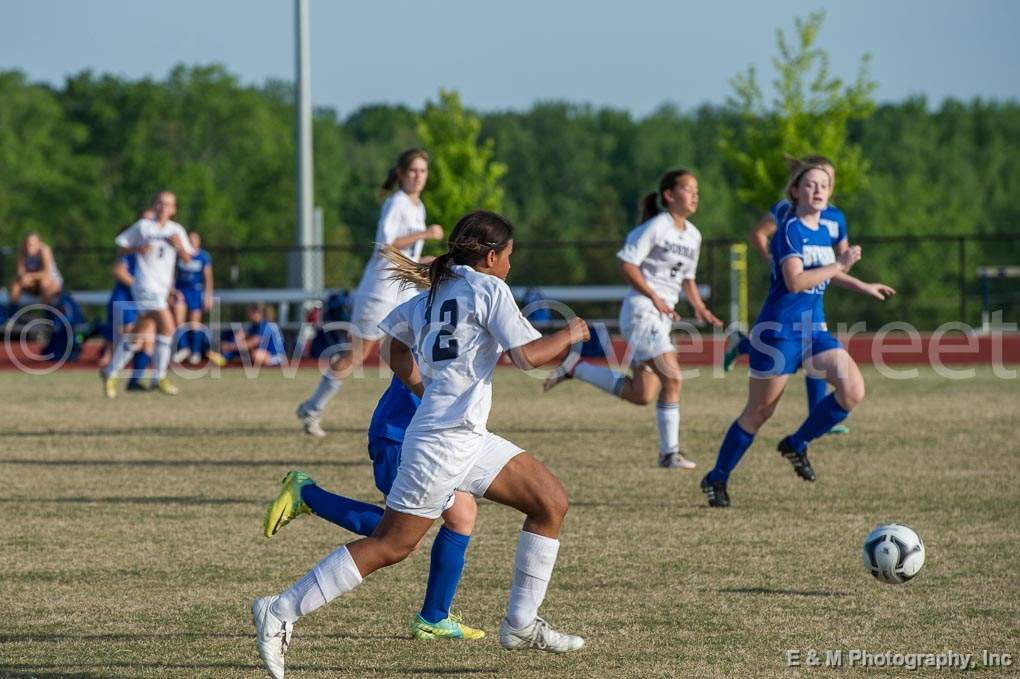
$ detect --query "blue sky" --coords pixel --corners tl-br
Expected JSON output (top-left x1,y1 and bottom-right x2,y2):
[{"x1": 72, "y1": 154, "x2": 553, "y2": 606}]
[{"x1": 2, "y1": 0, "x2": 1018, "y2": 116}]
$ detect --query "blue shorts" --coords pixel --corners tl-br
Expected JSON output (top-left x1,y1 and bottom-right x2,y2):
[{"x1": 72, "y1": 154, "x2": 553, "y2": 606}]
[
  {"x1": 178, "y1": 288, "x2": 204, "y2": 313},
  {"x1": 367, "y1": 436, "x2": 403, "y2": 496},
  {"x1": 105, "y1": 297, "x2": 137, "y2": 340},
  {"x1": 747, "y1": 329, "x2": 842, "y2": 377}
]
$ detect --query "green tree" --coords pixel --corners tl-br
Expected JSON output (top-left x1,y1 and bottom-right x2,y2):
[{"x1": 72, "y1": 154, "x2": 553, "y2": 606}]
[
  {"x1": 720, "y1": 11, "x2": 877, "y2": 211},
  {"x1": 417, "y1": 89, "x2": 506, "y2": 236}
]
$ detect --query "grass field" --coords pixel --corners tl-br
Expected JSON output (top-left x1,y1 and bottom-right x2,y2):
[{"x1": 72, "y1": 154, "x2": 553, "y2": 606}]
[{"x1": 1, "y1": 365, "x2": 1017, "y2": 678}]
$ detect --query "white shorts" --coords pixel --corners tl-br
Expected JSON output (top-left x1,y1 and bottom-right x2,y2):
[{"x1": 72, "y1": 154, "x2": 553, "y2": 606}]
[
  {"x1": 350, "y1": 293, "x2": 399, "y2": 341},
  {"x1": 386, "y1": 425, "x2": 524, "y2": 519},
  {"x1": 619, "y1": 296, "x2": 674, "y2": 363},
  {"x1": 131, "y1": 286, "x2": 169, "y2": 313}
]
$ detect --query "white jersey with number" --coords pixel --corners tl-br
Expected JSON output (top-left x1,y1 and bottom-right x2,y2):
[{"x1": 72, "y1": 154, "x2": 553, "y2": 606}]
[
  {"x1": 379, "y1": 265, "x2": 541, "y2": 435},
  {"x1": 616, "y1": 213, "x2": 702, "y2": 307},
  {"x1": 115, "y1": 219, "x2": 194, "y2": 296},
  {"x1": 356, "y1": 190, "x2": 428, "y2": 304}
]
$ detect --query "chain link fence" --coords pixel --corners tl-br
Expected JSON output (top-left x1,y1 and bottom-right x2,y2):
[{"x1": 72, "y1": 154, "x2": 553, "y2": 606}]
[{"x1": 2, "y1": 234, "x2": 1017, "y2": 330}]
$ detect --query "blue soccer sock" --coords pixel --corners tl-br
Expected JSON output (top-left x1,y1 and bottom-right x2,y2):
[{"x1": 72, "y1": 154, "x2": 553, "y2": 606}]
[
  {"x1": 300, "y1": 484, "x2": 383, "y2": 536},
  {"x1": 707, "y1": 421, "x2": 756, "y2": 483},
  {"x1": 787, "y1": 393, "x2": 850, "y2": 452},
  {"x1": 805, "y1": 375, "x2": 827, "y2": 412},
  {"x1": 419, "y1": 526, "x2": 471, "y2": 624},
  {"x1": 128, "y1": 352, "x2": 151, "y2": 386},
  {"x1": 189, "y1": 326, "x2": 204, "y2": 356}
]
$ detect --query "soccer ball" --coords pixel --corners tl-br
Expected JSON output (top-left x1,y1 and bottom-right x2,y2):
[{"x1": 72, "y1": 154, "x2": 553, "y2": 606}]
[{"x1": 862, "y1": 523, "x2": 925, "y2": 584}]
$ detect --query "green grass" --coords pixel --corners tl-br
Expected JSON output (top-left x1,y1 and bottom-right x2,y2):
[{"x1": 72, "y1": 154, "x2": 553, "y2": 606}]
[{"x1": 1, "y1": 365, "x2": 1017, "y2": 678}]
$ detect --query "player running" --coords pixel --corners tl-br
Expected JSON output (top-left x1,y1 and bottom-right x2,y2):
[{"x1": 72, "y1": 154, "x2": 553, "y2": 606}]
[
  {"x1": 544, "y1": 169, "x2": 722, "y2": 469},
  {"x1": 253, "y1": 211, "x2": 590, "y2": 678},
  {"x1": 100, "y1": 191, "x2": 194, "y2": 397},
  {"x1": 264, "y1": 372, "x2": 484, "y2": 641},
  {"x1": 296, "y1": 148, "x2": 444, "y2": 437},
  {"x1": 724, "y1": 155, "x2": 851, "y2": 435},
  {"x1": 701, "y1": 161, "x2": 894, "y2": 508},
  {"x1": 172, "y1": 231, "x2": 224, "y2": 366}
]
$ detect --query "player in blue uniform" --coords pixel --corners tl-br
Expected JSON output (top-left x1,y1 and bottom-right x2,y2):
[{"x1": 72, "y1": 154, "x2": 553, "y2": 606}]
[
  {"x1": 262, "y1": 374, "x2": 484, "y2": 640},
  {"x1": 725, "y1": 156, "x2": 852, "y2": 434},
  {"x1": 172, "y1": 231, "x2": 223, "y2": 365},
  {"x1": 220, "y1": 303, "x2": 287, "y2": 367},
  {"x1": 702, "y1": 161, "x2": 894, "y2": 507}
]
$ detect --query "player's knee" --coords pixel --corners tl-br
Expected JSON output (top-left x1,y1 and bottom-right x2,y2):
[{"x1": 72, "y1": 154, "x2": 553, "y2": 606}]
[
  {"x1": 377, "y1": 538, "x2": 417, "y2": 566},
  {"x1": 536, "y1": 479, "x2": 569, "y2": 523},
  {"x1": 840, "y1": 380, "x2": 866, "y2": 410}
]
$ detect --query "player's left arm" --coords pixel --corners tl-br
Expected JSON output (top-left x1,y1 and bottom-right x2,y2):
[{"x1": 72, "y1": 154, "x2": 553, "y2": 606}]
[
  {"x1": 169, "y1": 228, "x2": 194, "y2": 263},
  {"x1": 383, "y1": 337, "x2": 424, "y2": 397},
  {"x1": 681, "y1": 278, "x2": 722, "y2": 327},
  {"x1": 829, "y1": 240, "x2": 895, "y2": 300},
  {"x1": 203, "y1": 259, "x2": 214, "y2": 312}
]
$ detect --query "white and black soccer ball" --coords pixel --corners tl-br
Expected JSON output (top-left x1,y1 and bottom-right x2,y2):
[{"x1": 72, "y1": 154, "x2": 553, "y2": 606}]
[{"x1": 862, "y1": 523, "x2": 925, "y2": 584}]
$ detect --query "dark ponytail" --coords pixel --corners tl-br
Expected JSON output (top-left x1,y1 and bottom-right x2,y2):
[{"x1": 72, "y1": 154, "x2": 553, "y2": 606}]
[
  {"x1": 382, "y1": 147, "x2": 430, "y2": 193},
  {"x1": 640, "y1": 169, "x2": 694, "y2": 222},
  {"x1": 383, "y1": 210, "x2": 515, "y2": 306}
]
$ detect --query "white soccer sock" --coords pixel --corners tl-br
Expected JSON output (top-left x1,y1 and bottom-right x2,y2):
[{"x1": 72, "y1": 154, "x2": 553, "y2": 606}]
[
  {"x1": 153, "y1": 335, "x2": 172, "y2": 379},
  {"x1": 271, "y1": 545, "x2": 363, "y2": 623},
  {"x1": 505, "y1": 530, "x2": 560, "y2": 629},
  {"x1": 655, "y1": 401, "x2": 680, "y2": 454},
  {"x1": 104, "y1": 338, "x2": 136, "y2": 378},
  {"x1": 304, "y1": 374, "x2": 342, "y2": 414},
  {"x1": 572, "y1": 362, "x2": 625, "y2": 397}
]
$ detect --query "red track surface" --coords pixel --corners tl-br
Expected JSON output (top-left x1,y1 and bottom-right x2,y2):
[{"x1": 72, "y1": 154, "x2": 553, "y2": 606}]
[{"x1": 3, "y1": 333, "x2": 1018, "y2": 372}]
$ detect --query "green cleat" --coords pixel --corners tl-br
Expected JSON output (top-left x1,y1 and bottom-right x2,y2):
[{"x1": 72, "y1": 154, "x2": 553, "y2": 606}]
[
  {"x1": 411, "y1": 613, "x2": 485, "y2": 640},
  {"x1": 723, "y1": 331, "x2": 749, "y2": 372},
  {"x1": 827, "y1": 424, "x2": 850, "y2": 436},
  {"x1": 263, "y1": 471, "x2": 315, "y2": 538}
]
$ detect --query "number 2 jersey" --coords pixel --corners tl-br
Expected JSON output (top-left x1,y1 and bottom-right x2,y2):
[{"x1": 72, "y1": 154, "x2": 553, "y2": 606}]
[
  {"x1": 616, "y1": 212, "x2": 702, "y2": 307},
  {"x1": 379, "y1": 264, "x2": 541, "y2": 435},
  {"x1": 755, "y1": 217, "x2": 837, "y2": 336}
]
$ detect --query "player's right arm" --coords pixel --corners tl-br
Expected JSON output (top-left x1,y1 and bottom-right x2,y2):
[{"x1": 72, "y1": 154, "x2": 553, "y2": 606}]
[
  {"x1": 616, "y1": 221, "x2": 677, "y2": 319},
  {"x1": 749, "y1": 213, "x2": 776, "y2": 260},
  {"x1": 114, "y1": 222, "x2": 150, "y2": 256},
  {"x1": 385, "y1": 337, "x2": 425, "y2": 397},
  {"x1": 112, "y1": 258, "x2": 134, "y2": 287}
]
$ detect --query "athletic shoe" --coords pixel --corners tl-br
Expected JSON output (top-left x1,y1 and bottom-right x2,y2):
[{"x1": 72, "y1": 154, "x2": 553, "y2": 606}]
[
  {"x1": 187, "y1": 353, "x2": 201, "y2": 366},
  {"x1": 827, "y1": 424, "x2": 850, "y2": 436},
  {"x1": 264, "y1": 471, "x2": 314, "y2": 538},
  {"x1": 411, "y1": 613, "x2": 485, "y2": 640},
  {"x1": 252, "y1": 595, "x2": 291, "y2": 679},
  {"x1": 100, "y1": 372, "x2": 117, "y2": 399},
  {"x1": 125, "y1": 381, "x2": 149, "y2": 392},
  {"x1": 778, "y1": 437, "x2": 816, "y2": 481},
  {"x1": 499, "y1": 616, "x2": 584, "y2": 653},
  {"x1": 153, "y1": 377, "x2": 179, "y2": 396},
  {"x1": 700, "y1": 474, "x2": 730, "y2": 507},
  {"x1": 171, "y1": 348, "x2": 191, "y2": 363},
  {"x1": 657, "y1": 451, "x2": 696, "y2": 469},
  {"x1": 542, "y1": 352, "x2": 580, "y2": 393},
  {"x1": 296, "y1": 403, "x2": 326, "y2": 438},
  {"x1": 723, "y1": 331, "x2": 749, "y2": 372},
  {"x1": 206, "y1": 350, "x2": 227, "y2": 367}
]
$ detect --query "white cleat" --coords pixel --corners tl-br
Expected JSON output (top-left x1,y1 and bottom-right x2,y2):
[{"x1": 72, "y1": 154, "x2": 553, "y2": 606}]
[
  {"x1": 657, "y1": 451, "x2": 696, "y2": 469},
  {"x1": 499, "y1": 616, "x2": 585, "y2": 653},
  {"x1": 296, "y1": 403, "x2": 326, "y2": 438},
  {"x1": 171, "y1": 348, "x2": 191, "y2": 363},
  {"x1": 252, "y1": 595, "x2": 292, "y2": 679},
  {"x1": 542, "y1": 353, "x2": 580, "y2": 393}
]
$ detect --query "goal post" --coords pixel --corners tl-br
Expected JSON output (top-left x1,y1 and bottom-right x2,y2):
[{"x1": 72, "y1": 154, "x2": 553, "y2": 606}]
[{"x1": 729, "y1": 243, "x2": 748, "y2": 332}]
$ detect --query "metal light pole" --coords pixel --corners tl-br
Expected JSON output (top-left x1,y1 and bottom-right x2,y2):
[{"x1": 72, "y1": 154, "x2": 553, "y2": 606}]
[{"x1": 290, "y1": 0, "x2": 315, "y2": 291}]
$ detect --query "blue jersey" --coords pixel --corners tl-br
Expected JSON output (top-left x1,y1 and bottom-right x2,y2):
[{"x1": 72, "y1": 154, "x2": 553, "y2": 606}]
[
  {"x1": 770, "y1": 199, "x2": 847, "y2": 246},
  {"x1": 249, "y1": 319, "x2": 286, "y2": 357},
  {"x1": 368, "y1": 375, "x2": 421, "y2": 443},
  {"x1": 175, "y1": 249, "x2": 210, "y2": 291},
  {"x1": 756, "y1": 217, "x2": 836, "y2": 335},
  {"x1": 110, "y1": 254, "x2": 137, "y2": 301}
]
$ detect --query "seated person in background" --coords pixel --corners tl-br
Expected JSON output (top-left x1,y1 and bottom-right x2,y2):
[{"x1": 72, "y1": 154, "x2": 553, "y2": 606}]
[
  {"x1": 172, "y1": 231, "x2": 224, "y2": 366},
  {"x1": 9, "y1": 232, "x2": 63, "y2": 308},
  {"x1": 221, "y1": 303, "x2": 286, "y2": 367}
]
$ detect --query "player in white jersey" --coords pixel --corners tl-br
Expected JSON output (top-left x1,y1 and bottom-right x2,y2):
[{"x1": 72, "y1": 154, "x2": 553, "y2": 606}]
[
  {"x1": 253, "y1": 212, "x2": 590, "y2": 678},
  {"x1": 297, "y1": 148, "x2": 444, "y2": 437},
  {"x1": 100, "y1": 191, "x2": 194, "y2": 397},
  {"x1": 545, "y1": 169, "x2": 722, "y2": 469}
]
